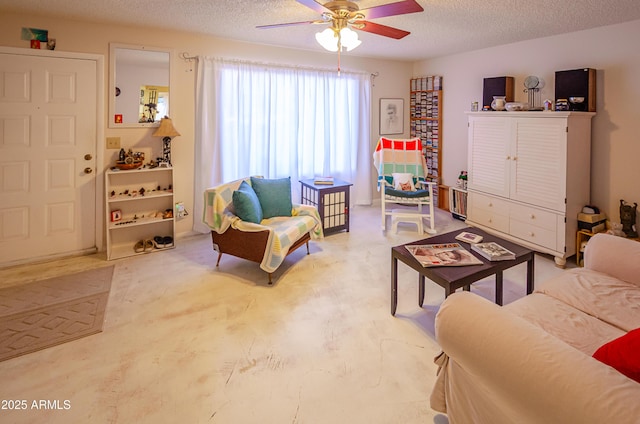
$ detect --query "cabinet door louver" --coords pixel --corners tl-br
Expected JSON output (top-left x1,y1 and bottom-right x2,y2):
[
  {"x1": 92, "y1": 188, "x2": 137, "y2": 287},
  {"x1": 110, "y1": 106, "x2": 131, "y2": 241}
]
[
  {"x1": 511, "y1": 119, "x2": 567, "y2": 211},
  {"x1": 468, "y1": 118, "x2": 510, "y2": 198}
]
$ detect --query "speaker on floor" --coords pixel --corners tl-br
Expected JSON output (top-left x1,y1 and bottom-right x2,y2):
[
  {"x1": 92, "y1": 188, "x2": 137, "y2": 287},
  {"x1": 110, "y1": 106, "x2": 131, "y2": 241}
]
[
  {"x1": 482, "y1": 76, "x2": 514, "y2": 109},
  {"x1": 555, "y1": 68, "x2": 596, "y2": 112}
]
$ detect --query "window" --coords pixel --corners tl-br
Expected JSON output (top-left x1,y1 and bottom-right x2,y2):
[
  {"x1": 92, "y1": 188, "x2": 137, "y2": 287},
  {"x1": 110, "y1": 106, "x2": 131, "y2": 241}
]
[{"x1": 194, "y1": 57, "x2": 373, "y2": 233}]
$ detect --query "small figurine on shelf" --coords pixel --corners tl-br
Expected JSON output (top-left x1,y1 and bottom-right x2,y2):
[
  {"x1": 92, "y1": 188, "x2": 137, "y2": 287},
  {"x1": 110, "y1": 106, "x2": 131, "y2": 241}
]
[
  {"x1": 606, "y1": 222, "x2": 626, "y2": 237},
  {"x1": 456, "y1": 171, "x2": 468, "y2": 190},
  {"x1": 115, "y1": 149, "x2": 143, "y2": 170}
]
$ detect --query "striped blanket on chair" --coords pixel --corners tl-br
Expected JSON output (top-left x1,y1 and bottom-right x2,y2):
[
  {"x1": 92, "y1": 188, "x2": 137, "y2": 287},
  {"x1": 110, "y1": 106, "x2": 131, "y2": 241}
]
[{"x1": 373, "y1": 137, "x2": 429, "y2": 189}]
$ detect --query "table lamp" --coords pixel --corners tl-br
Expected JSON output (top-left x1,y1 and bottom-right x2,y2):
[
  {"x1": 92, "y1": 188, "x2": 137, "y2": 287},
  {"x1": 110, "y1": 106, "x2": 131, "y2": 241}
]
[{"x1": 153, "y1": 116, "x2": 180, "y2": 166}]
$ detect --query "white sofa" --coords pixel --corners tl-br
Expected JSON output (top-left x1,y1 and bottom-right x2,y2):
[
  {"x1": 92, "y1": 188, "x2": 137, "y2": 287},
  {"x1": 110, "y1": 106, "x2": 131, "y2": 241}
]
[{"x1": 430, "y1": 233, "x2": 640, "y2": 424}]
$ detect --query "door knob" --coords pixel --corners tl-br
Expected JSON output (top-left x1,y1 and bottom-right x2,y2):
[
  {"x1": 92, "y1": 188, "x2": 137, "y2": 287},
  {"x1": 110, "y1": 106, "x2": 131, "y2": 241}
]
[
  {"x1": 84, "y1": 167, "x2": 93, "y2": 174},
  {"x1": 84, "y1": 154, "x2": 93, "y2": 160}
]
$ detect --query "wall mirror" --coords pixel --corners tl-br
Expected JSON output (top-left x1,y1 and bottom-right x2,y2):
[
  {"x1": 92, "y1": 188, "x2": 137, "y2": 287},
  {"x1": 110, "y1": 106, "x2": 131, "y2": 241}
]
[{"x1": 109, "y1": 43, "x2": 171, "y2": 128}]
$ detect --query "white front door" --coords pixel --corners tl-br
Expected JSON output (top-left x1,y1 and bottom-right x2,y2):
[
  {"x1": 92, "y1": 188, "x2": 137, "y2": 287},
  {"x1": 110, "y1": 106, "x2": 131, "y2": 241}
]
[{"x1": 0, "y1": 50, "x2": 99, "y2": 265}]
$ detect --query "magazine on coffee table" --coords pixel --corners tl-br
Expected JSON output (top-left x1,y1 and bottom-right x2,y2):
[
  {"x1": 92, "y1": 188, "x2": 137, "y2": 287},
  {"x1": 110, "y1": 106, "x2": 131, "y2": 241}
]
[
  {"x1": 471, "y1": 242, "x2": 516, "y2": 261},
  {"x1": 405, "y1": 243, "x2": 483, "y2": 267},
  {"x1": 455, "y1": 231, "x2": 483, "y2": 244}
]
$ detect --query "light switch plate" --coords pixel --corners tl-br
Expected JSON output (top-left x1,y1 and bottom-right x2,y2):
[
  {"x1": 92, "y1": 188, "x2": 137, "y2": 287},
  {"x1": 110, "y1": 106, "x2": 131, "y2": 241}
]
[{"x1": 106, "y1": 137, "x2": 121, "y2": 149}]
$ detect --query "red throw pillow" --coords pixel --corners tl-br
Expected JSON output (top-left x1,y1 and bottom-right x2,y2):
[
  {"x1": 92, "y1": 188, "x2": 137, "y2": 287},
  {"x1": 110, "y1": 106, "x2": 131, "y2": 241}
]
[{"x1": 593, "y1": 328, "x2": 640, "y2": 383}]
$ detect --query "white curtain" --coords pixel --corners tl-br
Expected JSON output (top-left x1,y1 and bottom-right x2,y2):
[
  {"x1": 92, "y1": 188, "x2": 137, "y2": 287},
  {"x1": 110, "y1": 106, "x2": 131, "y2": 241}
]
[{"x1": 193, "y1": 56, "x2": 372, "y2": 233}]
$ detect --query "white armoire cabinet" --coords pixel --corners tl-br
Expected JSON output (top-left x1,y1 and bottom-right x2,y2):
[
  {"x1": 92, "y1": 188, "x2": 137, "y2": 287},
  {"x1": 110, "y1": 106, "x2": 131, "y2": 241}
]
[{"x1": 465, "y1": 112, "x2": 595, "y2": 266}]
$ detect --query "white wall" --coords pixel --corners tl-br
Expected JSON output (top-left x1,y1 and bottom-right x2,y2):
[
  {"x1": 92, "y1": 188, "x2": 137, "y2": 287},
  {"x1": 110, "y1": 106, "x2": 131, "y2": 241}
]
[
  {"x1": 0, "y1": 12, "x2": 413, "y2": 241},
  {"x1": 3, "y1": 12, "x2": 637, "y2": 234},
  {"x1": 414, "y1": 19, "x2": 640, "y2": 221}
]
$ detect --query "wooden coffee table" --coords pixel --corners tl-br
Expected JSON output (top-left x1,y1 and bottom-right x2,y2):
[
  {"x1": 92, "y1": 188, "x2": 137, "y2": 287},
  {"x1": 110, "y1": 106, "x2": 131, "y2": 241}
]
[{"x1": 391, "y1": 227, "x2": 534, "y2": 315}]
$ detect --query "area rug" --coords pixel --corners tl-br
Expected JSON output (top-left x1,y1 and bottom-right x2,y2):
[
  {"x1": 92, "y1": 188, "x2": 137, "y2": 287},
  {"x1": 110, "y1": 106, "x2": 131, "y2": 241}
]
[{"x1": 0, "y1": 266, "x2": 114, "y2": 362}]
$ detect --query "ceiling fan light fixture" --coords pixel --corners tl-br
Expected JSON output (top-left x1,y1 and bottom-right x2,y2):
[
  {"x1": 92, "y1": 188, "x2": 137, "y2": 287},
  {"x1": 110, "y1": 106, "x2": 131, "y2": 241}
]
[
  {"x1": 315, "y1": 28, "x2": 339, "y2": 52},
  {"x1": 315, "y1": 26, "x2": 361, "y2": 52},
  {"x1": 340, "y1": 27, "x2": 361, "y2": 51}
]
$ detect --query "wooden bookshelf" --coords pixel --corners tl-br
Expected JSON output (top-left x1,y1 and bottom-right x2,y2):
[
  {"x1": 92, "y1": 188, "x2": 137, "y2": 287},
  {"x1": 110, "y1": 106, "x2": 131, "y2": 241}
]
[{"x1": 410, "y1": 76, "x2": 442, "y2": 207}]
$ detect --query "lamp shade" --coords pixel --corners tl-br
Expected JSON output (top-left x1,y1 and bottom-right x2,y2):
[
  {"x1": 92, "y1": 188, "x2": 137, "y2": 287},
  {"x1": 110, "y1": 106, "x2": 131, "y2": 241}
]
[
  {"x1": 153, "y1": 116, "x2": 181, "y2": 138},
  {"x1": 339, "y1": 27, "x2": 361, "y2": 51},
  {"x1": 315, "y1": 27, "x2": 361, "y2": 52},
  {"x1": 315, "y1": 28, "x2": 339, "y2": 52}
]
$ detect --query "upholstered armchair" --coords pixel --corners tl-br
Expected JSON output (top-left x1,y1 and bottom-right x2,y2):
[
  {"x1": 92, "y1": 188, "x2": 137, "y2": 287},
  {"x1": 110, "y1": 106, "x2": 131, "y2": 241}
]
[{"x1": 203, "y1": 176, "x2": 323, "y2": 283}]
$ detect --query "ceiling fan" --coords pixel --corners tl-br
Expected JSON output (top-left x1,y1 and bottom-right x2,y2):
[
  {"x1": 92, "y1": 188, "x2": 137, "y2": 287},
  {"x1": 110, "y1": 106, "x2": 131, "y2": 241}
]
[{"x1": 257, "y1": 0, "x2": 424, "y2": 51}]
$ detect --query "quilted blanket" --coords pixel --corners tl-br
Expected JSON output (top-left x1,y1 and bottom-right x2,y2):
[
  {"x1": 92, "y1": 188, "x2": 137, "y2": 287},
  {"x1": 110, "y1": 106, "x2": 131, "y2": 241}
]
[
  {"x1": 202, "y1": 177, "x2": 323, "y2": 273},
  {"x1": 373, "y1": 137, "x2": 429, "y2": 190}
]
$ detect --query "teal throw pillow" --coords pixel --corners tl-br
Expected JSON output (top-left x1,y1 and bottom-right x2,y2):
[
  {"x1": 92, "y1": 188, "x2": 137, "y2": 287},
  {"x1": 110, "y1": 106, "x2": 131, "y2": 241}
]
[
  {"x1": 250, "y1": 176, "x2": 293, "y2": 218},
  {"x1": 232, "y1": 180, "x2": 263, "y2": 224}
]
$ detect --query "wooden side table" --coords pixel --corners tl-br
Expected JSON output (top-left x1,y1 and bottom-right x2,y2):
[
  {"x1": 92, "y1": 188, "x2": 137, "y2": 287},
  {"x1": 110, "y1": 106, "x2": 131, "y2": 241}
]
[
  {"x1": 576, "y1": 229, "x2": 595, "y2": 267},
  {"x1": 299, "y1": 179, "x2": 352, "y2": 235}
]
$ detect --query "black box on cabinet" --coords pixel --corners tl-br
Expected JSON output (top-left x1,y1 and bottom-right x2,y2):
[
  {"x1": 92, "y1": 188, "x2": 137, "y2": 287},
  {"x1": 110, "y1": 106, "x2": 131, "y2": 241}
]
[
  {"x1": 482, "y1": 76, "x2": 514, "y2": 109},
  {"x1": 555, "y1": 68, "x2": 596, "y2": 112}
]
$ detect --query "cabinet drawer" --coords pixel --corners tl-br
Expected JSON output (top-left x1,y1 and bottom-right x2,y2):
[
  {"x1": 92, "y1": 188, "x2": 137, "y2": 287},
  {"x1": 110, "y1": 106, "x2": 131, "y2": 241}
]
[
  {"x1": 509, "y1": 203, "x2": 558, "y2": 232},
  {"x1": 510, "y1": 221, "x2": 557, "y2": 250},
  {"x1": 468, "y1": 206, "x2": 509, "y2": 233},
  {"x1": 468, "y1": 191, "x2": 510, "y2": 213}
]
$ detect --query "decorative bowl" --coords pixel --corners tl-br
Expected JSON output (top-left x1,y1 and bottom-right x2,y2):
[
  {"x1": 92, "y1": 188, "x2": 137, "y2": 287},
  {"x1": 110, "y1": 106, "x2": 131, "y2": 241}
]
[
  {"x1": 569, "y1": 96, "x2": 585, "y2": 104},
  {"x1": 505, "y1": 102, "x2": 528, "y2": 112},
  {"x1": 115, "y1": 161, "x2": 143, "y2": 170}
]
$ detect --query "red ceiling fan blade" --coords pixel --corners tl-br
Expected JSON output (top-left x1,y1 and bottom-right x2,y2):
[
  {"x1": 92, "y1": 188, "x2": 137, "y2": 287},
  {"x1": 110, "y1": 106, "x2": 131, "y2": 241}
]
[
  {"x1": 296, "y1": 0, "x2": 331, "y2": 14},
  {"x1": 257, "y1": 20, "x2": 325, "y2": 29},
  {"x1": 359, "y1": 0, "x2": 424, "y2": 20},
  {"x1": 357, "y1": 21, "x2": 410, "y2": 39}
]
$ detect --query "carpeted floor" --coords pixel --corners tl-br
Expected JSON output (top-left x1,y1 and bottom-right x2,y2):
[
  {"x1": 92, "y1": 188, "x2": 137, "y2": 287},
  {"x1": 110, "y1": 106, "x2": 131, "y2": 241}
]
[
  {"x1": 0, "y1": 266, "x2": 113, "y2": 362},
  {"x1": 0, "y1": 205, "x2": 569, "y2": 423}
]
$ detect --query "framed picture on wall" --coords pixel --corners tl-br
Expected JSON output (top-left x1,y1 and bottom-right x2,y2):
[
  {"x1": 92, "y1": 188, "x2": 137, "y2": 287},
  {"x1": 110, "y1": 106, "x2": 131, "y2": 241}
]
[{"x1": 380, "y1": 98, "x2": 404, "y2": 135}]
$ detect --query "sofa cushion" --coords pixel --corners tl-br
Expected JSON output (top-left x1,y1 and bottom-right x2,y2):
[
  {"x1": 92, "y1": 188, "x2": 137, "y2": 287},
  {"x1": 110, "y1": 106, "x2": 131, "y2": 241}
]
[
  {"x1": 232, "y1": 180, "x2": 263, "y2": 224},
  {"x1": 534, "y1": 268, "x2": 640, "y2": 333},
  {"x1": 584, "y1": 233, "x2": 640, "y2": 287},
  {"x1": 505, "y1": 292, "x2": 626, "y2": 356},
  {"x1": 593, "y1": 328, "x2": 640, "y2": 383},
  {"x1": 250, "y1": 176, "x2": 292, "y2": 218}
]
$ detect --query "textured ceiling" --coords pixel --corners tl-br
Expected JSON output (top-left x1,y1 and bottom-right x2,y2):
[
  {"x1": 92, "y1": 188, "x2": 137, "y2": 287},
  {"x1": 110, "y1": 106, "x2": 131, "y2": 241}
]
[{"x1": 2, "y1": 0, "x2": 640, "y2": 60}]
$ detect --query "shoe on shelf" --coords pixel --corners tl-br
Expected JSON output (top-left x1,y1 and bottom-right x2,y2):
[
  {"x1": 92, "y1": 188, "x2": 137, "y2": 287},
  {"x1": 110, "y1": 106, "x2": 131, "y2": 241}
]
[
  {"x1": 144, "y1": 239, "x2": 154, "y2": 251},
  {"x1": 162, "y1": 236, "x2": 174, "y2": 247},
  {"x1": 153, "y1": 236, "x2": 166, "y2": 249},
  {"x1": 134, "y1": 240, "x2": 145, "y2": 253}
]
